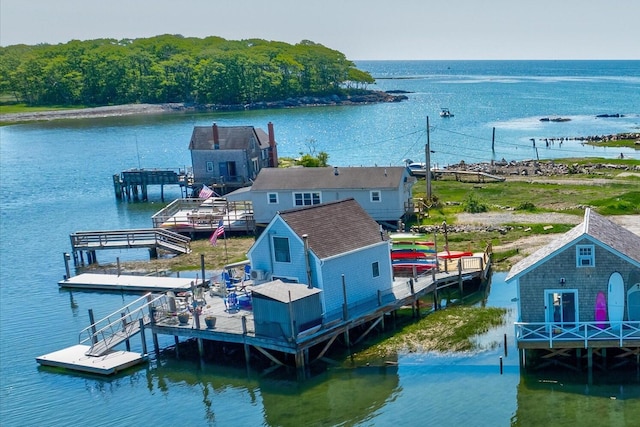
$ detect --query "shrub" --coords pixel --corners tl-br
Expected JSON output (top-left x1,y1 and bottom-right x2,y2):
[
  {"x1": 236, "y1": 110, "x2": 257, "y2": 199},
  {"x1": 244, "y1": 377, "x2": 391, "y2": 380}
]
[{"x1": 463, "y1": 194, "x2": 488, "y2": 213}]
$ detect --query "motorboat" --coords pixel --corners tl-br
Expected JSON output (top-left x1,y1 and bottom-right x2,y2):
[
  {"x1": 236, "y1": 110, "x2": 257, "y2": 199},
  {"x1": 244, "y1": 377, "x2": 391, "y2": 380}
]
[{"x1": 440, "y1": 108, "x2": 454, "y2": 117}]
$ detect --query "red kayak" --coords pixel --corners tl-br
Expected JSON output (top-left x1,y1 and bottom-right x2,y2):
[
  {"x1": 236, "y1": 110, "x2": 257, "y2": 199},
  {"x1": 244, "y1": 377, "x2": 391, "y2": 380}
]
[
  {"x1": 391, "y1": 250, "x2": 431, "y2": 260},
  {"x1": 437, "y1": 251, "x2": 473, "y2": 259}
]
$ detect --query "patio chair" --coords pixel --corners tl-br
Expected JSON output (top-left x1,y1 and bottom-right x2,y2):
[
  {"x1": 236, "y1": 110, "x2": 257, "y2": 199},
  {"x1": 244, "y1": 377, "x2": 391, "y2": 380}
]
[{"x1": 225, "y1": 292, "x2": 239, "y2": 312}]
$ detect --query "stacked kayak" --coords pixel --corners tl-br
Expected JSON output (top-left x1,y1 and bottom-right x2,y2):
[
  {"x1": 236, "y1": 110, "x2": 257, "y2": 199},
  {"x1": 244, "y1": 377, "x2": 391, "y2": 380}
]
[{"x1": 389, "y1": 233, "x2": 437, "y2": 272}]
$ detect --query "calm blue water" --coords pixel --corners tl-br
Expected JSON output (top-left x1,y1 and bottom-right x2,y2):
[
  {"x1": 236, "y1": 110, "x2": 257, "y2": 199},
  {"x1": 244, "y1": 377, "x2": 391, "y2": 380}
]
[{"x1": 1, "y1": 61, "x2": 639, "y2": 426}]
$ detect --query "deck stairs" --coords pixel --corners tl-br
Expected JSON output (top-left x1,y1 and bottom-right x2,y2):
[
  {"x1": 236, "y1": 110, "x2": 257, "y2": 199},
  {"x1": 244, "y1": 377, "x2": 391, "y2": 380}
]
[{"x1": 80, "y1": 293, "x2": 166, "y2": 357}]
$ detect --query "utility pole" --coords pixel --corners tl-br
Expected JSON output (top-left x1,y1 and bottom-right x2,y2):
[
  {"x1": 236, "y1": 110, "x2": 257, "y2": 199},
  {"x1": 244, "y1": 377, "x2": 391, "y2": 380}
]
[{"x1": 425, "y1": 116, "x2": 432, "y2": 200}]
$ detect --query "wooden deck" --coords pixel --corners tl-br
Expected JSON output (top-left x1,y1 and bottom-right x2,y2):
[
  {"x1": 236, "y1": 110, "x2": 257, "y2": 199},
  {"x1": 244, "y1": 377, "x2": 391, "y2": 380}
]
[
  {"x1": 151, "y1": 197, "x2": 255, "y2": 234},
  {"x1": 69, "y1": 228, "x2": 191, "y2": 265},
  {"x1": 515, "y1": 321, "x2": 640, "y2": 349},
  {"x1": 44, "y1": 250, "x2": 491, "y2": 375},
  {"x1": 150, "y1": 252, "x2": 490, "y2": 359}
]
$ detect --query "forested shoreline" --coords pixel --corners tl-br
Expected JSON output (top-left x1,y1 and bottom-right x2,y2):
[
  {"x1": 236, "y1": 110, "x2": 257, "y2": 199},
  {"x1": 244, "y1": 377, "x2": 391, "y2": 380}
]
[{"x1": 0, "y1": 35, "x2": 377, "y2": 107}]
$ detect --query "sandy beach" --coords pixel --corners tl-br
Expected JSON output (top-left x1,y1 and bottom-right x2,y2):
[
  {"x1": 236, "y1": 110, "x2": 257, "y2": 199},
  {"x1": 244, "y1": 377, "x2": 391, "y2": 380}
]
[{"x1": 0, "y1": 103, "x2": 184, "y2": 123}]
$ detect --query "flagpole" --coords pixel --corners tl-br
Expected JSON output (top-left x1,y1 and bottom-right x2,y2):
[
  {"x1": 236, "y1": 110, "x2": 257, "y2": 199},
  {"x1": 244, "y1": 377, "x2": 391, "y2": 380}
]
[{"x1": 223, "y1": 217, "x2": 228, "y2": 264}]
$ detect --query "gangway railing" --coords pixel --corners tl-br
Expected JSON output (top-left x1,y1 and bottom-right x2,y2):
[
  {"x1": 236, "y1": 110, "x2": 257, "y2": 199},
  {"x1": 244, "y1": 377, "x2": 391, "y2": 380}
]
[{"x1": 79, "y1": 293, "x2": 167, "y2": 356}]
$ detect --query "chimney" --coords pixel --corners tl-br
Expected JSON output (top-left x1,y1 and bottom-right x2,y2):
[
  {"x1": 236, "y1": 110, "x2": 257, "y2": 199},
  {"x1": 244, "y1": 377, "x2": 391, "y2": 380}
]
[
  {"x1": 267, "y1": 122, "x2": 278, "y2": 167},
  {"x1": 334, "y1": 166, "x2": 339, "y2": 176},
  {"x1": 212, "y1": 123, "x2": 219, "y2": 148}
]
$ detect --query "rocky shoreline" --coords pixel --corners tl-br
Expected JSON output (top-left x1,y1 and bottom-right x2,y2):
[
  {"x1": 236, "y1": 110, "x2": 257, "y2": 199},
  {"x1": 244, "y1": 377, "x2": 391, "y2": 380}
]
[
  {"x1": 443, "y1": 157, "x2": 640, "y2": 177},
  {"x1": 0, "y1": 91, "x2": 407, "y2": 123}
]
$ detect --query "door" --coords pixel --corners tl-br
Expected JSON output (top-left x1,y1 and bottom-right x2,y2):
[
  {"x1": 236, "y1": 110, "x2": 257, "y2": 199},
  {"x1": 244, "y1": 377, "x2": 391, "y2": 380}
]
[{"x1": 545, "y1": 290, "x2": 577, "y2": 330}]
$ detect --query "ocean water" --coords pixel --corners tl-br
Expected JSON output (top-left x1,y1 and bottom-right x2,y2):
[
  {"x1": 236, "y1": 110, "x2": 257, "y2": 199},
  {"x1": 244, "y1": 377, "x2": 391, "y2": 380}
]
[{"x1": 1, "y1": 60, "x2": 639, "y2": 426}]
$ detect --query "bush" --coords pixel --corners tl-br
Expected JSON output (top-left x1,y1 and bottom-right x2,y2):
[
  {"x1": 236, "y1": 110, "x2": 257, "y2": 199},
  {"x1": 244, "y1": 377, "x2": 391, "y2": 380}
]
[
  {"x1": 463, "y1": 194, "x2": 488, "y2": 213},
  {"x1": 516, "y1": 201, "x2": 536, "y2": 211}
]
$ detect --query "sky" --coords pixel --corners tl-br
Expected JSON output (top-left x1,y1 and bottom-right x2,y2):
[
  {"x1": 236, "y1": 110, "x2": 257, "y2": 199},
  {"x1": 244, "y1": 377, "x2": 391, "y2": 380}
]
[{"x1": 1, "y1": 0, "x2": 639, "y2": 60}]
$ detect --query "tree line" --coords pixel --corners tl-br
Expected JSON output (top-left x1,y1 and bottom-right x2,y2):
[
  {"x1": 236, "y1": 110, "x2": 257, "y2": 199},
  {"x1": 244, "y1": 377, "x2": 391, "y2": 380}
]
[{"x1": 0, "y1": 34, "x2": 375, "y2": 107}]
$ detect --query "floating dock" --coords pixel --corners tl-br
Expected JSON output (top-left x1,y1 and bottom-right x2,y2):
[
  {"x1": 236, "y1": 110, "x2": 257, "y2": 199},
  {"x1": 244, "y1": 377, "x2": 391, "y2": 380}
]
[
  {"x1": 58, "y1": 273, "x2": 197, "y2": 292},
  {"x1": 36, "y1": 345, "x2": 146, "y2": 375}
]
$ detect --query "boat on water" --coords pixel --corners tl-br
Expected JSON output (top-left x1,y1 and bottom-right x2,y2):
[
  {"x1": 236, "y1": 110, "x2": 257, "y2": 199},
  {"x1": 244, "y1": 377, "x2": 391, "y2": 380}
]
[{"x1": 440, "y1": 108, "x2": 454, "y2": 117}]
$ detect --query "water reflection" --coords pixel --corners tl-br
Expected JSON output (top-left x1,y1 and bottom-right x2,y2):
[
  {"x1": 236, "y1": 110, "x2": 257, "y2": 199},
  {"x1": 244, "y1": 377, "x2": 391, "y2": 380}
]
[{"x1": 145, "y1": 358, "x2": 400, "y2": 426}]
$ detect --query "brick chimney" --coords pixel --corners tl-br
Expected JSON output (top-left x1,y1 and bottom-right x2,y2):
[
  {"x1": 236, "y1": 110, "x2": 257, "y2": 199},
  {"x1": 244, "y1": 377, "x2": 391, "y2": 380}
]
[
  {"x1": 267, "y1": 122, "x2": 278, "y2": 167},
  {"x1": 212, "y1": 123, "x2": 219, "y2": 148}
]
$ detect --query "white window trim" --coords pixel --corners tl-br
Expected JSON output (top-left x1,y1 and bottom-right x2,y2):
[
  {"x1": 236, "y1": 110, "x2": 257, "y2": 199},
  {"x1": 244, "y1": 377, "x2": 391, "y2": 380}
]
[
  {"x1": 293, "y1": 191, "x2": 322, "y2": 206},
  {"x1": 267, "y1": 192, "x2": 279, "y2": 204},
  {"x1": 576, "y1": 244, "x2": 595, "y2": 267},
  {"x1": 370, "y1": 190, "x2": 381, "y2": 202},
  {"x1": 372, "y1": 261, "x2": 380, "y2": 277}
]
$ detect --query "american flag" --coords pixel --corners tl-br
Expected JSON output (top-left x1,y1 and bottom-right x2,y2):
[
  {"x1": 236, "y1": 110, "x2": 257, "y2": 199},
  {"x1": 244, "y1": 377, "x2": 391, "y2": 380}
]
[
  {"x1": 209, "y1": 219, "x2": 225, "y2": 246},
  {"x1": 199, "y1": 185, "x2": 214, "y2": 199}
]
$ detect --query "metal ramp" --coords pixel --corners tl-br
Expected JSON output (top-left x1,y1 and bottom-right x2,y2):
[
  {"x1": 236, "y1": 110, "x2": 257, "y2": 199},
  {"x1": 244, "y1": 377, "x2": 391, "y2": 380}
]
[{"x1": 80, "y1": 293, "x2": 164, "y2": 357}]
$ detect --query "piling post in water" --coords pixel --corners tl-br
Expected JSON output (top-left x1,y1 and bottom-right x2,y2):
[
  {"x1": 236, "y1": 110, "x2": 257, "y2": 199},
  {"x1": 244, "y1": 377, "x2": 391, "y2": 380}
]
[
  {"x1": 492, "y1": 127, "x2": 495, "y2": 152},
  {"x1": 500, "y1": 356, "x2": 503, "y2": 374},
  {"x1": 504, "y1": 333, "x2": 508, "y2": 357},
  {"x1": 116, "y1": 257, "x2": 121, "y2": 276},
  {"x1": 88, "y1": 309, "x2": 97, "y2": 344},
  {"x1": 121, "y1": 312, "x2": 131, "y2": 351},
  {"x1": 63, "y1": 252, "x2": 71, "y2": 280},
  {"x1": 139, "y1": 318, "x2": 147, "y2": 355}
]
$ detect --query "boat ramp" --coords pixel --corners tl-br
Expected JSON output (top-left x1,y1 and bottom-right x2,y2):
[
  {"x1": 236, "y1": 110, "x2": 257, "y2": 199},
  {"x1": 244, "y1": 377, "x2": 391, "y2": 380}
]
[{"x1": 40, "y1": 247, "x2": 492, "y2": 376}]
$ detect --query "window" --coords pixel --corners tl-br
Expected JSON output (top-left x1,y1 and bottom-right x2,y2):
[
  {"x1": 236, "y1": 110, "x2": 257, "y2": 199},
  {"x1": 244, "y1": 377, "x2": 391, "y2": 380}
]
[
  {"x1": 206, "y1": 161, "x2": 214, "y2": 173},
  {"x1": 294, "y1": 192, "x2": 321, "y2": 206},
  {"x1": 372, "y1": 261, "x2": 380, "y2": 277},
  {"x1": 273, "y1": 237, "x2": 291, "y2": 263},
  {"x1": 268, "y1": 193, "x2": 278, "y2": 204},
  {"x1": 576, "y1": 245, "x2": 595, "y2": 267},
  {"x1": 370, "y1": 190, "x2": 381, "y2": 202}
]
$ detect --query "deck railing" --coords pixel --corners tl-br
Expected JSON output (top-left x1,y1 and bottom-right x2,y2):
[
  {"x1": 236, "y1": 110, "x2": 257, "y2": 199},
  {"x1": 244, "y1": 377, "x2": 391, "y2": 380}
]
[
  {"x1": 70, "y1": 228, "x2": 191, "y2": 254},
  {"x1": 515, "y1": 321, "x2": 640, "y2": 348}
]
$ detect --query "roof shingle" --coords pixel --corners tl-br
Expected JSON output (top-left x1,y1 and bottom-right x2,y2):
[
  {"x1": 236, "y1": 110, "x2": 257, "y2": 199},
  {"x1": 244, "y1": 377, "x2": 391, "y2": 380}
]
[{"x1": 278, "y1": 198, "x2": 388, "y2": 259}]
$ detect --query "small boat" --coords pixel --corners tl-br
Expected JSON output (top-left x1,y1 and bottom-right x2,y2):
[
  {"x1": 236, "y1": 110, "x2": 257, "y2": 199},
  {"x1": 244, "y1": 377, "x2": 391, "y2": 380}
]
[{"x1": 440, "y1": 108, "x2": 454, "y2": 118}]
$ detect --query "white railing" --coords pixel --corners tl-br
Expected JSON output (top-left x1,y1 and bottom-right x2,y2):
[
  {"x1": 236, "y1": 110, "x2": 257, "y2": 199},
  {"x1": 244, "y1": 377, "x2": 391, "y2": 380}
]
[{"x1": 515, "y1": 321, "x2": 640, "y2": 348}]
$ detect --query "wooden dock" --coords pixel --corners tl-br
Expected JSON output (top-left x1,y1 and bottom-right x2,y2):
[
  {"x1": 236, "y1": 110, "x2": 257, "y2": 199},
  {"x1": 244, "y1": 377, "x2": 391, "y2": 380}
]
[
  {"x1": 412, "y1": 168, "x2": 506, "y2": 182},
  {"x1": 113, "y1": 168, "x2": 192, "y2": 201},
  {"x1": 69, "y1": 228, "x2": 191, "y2": 266},
  {"x1": 58, "y1": 273, "x2": 197, "y2": 292},
  {"x1": 43, "y1": 249, "x2": 491, "y2": 376}
]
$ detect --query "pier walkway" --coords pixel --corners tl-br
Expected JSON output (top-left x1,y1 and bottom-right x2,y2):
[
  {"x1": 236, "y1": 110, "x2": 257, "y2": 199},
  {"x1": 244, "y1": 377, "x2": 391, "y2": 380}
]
[
  {"x1": 41, "y1": 248, "x2": 491, "y2": 375},
  {"x1": 69, "y1": 228, "x2": 191, "y2": 265},
  {"x1": 113, "y1": 168, "x2": 192, "y2": 201}
]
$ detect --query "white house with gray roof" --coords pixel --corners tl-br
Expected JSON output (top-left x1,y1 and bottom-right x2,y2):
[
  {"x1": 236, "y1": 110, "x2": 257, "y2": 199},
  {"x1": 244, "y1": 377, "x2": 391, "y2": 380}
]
[
  {"x1": 248, "y1": 166, "x2": 415, "y2": 226},
  {"x1": 247, "y1": 198, "x2": 393, "y2": 321}
]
